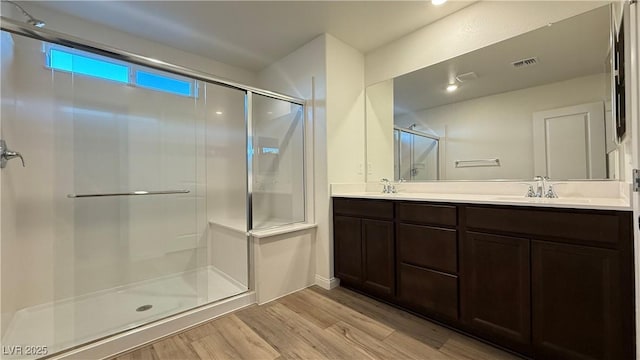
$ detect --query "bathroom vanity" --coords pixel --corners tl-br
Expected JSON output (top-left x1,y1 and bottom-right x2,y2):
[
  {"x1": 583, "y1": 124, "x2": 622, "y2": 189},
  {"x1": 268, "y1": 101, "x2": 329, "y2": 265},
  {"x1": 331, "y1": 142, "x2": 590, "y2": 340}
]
[{"x1": 332, "y1": 195, "x2": 634, "y2": 360}]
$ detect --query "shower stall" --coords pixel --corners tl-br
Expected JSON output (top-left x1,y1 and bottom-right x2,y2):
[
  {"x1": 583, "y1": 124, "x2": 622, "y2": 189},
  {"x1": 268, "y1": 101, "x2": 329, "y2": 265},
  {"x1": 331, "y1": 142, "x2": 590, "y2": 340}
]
[
  {"x1": 0, "y1": 17, "x2": 305, "y2": 358},
  {"x1": 394, "y1": 127, "x2": 439, "y2": 181}
]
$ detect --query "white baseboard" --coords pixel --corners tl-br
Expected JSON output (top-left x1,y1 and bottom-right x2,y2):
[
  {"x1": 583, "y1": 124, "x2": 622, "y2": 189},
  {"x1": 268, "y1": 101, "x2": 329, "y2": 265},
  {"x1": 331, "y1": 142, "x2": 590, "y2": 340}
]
[
  {"x1": 315, "y1": 274, "x2": 339, "y2": 290},
  {"x1": 52, "y1": 292, "x2": 256, "y2": 360}
]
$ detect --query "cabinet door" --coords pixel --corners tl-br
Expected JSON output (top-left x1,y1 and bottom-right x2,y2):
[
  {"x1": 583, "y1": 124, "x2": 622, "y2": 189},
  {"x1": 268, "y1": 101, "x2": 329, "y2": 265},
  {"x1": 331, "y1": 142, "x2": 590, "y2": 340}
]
[
  {"x1": 461, "y1": 232, "x2": 530, "y2": 353},
  {"x1": 532, "y1": 241, "x2": 623, "y2": 360},
  {"x1": 333, "y1": 216, "x2": 362, "y2": 286},
  {"x1": 362, "y1": 219, "x2": 394, "y2": 297}
]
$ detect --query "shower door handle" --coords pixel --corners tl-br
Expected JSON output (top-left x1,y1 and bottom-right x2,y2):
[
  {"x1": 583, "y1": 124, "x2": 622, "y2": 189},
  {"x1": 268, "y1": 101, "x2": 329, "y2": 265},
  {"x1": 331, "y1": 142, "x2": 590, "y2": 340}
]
[{"x1": 0, "y1": 139, "x2": 25, "y2": 169}]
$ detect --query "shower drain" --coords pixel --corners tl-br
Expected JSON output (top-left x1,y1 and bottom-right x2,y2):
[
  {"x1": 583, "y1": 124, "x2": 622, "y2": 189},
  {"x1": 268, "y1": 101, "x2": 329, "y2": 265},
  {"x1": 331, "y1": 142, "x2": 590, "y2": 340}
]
[{"x1": 136, "y1": 304, "x2": 153, "y2": 312}]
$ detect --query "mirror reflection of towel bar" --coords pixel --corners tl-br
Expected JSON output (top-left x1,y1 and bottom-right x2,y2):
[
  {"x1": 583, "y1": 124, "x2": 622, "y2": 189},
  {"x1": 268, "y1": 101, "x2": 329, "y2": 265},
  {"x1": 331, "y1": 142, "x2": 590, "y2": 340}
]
[
  {"x1": 455, "y1": 159, "x2": 500, "y2": 168},
  {"x1": 67, "y1": 190, "x2": 190, "y2": 198}
]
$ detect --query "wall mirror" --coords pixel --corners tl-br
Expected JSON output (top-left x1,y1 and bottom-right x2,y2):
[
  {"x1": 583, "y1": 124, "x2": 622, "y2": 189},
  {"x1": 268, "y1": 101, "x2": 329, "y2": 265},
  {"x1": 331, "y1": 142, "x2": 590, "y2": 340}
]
[{"x1": 366, "y1": 4, "x2": 621, "y2": 182}]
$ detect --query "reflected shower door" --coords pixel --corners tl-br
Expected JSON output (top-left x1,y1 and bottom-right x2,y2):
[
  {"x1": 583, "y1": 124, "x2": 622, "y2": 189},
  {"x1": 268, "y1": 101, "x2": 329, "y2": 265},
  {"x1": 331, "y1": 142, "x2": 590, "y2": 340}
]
[
  {"x1": 396, "y1": 130, "x2": 439, "y2": 181},
  {"x1": 398, "y1": 131, "x2": 413, "y2": 181},
  {"x1": 412, "y1": 135, "x2": 439, "y2": 181}
]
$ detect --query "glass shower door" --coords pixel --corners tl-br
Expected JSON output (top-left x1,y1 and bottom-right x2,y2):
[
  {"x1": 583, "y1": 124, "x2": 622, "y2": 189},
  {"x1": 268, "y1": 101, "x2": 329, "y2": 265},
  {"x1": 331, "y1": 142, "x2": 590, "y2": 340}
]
[
  {"x1": 251, "y1": 94, "x2": 305, "y2": 229},
  {"x1": 0, "y1": 30, "x2": 246, "y2": 357}
]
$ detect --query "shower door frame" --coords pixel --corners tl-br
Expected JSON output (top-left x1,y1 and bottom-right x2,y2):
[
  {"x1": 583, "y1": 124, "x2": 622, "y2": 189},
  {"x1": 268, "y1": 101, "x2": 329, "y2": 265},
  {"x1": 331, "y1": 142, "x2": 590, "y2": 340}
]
[
  {"x1": 394, "y1": 126, "x2": 440, "y2": 181},
  {"x1": 0, "y1": 15, "x2": 307, "y2": 358}
]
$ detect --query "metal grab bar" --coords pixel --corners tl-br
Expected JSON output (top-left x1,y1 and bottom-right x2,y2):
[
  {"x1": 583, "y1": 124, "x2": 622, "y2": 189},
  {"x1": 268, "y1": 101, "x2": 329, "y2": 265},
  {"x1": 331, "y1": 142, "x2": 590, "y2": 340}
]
[
  {"x1": 454, "y1": 158, "x2": 501, "y2": 168},
  {"x1": 67, "y1": 190, "x2": 190, "y2": 198}
]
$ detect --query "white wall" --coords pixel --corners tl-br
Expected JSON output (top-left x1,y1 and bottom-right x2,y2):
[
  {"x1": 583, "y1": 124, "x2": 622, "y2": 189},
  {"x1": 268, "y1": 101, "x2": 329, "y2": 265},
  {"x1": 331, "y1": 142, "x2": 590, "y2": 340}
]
[
  {"x1": 396, "y1": 73, "x2": 610, "y2": 180},
  {"x1": 255, "y1": 33, "x2": 366, "y2": 294},
  {"x1": 365, "y1": 80, "x2": 395, "y2": 182},
  {"x1": 323, "y1": 35, "x2": 366, "y2": 283},
  {"x1": 365, "y1": 1, "x2": 607, "y2": 86},
  {"x1": 12, "y1": 2, "x2": 256, "y2": 86}
]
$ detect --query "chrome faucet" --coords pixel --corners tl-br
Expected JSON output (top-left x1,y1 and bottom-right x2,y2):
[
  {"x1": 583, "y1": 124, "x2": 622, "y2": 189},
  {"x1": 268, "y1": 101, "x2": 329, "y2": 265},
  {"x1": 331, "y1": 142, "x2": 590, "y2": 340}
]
[
  {"x1": 0, "y1": 139, "x2": 25, "y2": 169},
  {"x1": 380, "y1": 178, "x2": 397, "y2": 194},
  {"x1": 525, "y1": 176, "x2": 559, "y2": 198},
  {"x1": 533, "y1": 176, "x2": 548, "y2": 198}
]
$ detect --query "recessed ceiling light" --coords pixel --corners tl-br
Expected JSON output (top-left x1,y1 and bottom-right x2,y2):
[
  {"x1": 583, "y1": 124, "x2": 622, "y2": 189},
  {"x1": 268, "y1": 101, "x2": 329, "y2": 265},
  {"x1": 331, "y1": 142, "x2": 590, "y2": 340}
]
[
  {"x1": 446, "y1": 84, "x2": 458, "y2": 92},
  {"x1": 267, "y1": 111, "x2": 273, "y2": 115},
  {"x1": 215, "y1": 111, "x2": 223, "y2": 115},
  {"x1": 432, "y1": 0, "x2": 447, "y2": 5}
]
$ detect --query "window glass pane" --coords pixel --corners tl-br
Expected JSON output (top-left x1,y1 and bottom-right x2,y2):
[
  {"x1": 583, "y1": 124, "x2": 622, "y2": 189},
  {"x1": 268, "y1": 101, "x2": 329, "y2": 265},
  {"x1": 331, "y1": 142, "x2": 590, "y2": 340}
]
[
  {"x1": 136, "y1": 70, "x2": 192, "y2": 97},
  {"x1": 49, "y1": 48, "x2": 129, "y2": 83}
]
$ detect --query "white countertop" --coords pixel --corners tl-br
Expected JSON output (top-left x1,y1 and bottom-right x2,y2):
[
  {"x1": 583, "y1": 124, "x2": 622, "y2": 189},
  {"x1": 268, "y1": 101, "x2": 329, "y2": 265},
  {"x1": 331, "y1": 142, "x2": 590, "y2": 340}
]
[{"x1": 331, "y1": 191, "x2": 631, "y2": 211}]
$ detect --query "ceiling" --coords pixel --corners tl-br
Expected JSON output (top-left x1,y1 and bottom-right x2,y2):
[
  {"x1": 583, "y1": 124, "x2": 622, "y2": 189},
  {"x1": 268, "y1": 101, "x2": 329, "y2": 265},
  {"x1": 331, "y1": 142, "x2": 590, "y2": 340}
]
[
  {"x1": 393, "y1": 5, "x2": 611, "y2": 115},
  {"x1": 32, "y1": 1, "x2": 474, "y2": 72}
]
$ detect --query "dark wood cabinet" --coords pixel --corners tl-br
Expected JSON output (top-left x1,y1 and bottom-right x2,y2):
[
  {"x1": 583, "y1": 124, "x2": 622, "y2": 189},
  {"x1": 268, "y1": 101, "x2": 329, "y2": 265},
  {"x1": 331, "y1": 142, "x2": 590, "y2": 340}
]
[
  {"x1": 461, "y1": 232, "x2": 530, "y2": 353},
  {"x1": 532, "y1": 241, "x2": 624, "y2": 360},
  {"x1": 332, "y1": 198, "x2": 634, "y2": 360},
  {"x1": 333, "y1": 215, "x2": 363, "y2": 285},
  {"x1": 333, "y1": 199, "x2": 394, "y2": 298},
  {"x1": 362, "y1": 219, "x2": 394, "y2": 296}
]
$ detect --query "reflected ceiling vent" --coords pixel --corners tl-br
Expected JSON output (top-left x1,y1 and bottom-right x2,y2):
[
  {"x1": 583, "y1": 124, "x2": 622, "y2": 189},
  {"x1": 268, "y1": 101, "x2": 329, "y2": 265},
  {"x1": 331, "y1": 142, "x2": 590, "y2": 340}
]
[
  {"x1": 455, "y1": 72, "x2": 478, "y2": 82},
  {"x1": 511, "y1": 57, "x2": 539, "y2": 68}
]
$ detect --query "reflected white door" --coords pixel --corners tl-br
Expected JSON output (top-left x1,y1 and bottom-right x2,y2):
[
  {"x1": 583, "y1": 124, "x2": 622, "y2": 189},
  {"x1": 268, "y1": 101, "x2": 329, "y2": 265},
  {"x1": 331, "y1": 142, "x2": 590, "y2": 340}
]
[{"x1": 533, "y1": 101, "x2": 606, "y2": 179}]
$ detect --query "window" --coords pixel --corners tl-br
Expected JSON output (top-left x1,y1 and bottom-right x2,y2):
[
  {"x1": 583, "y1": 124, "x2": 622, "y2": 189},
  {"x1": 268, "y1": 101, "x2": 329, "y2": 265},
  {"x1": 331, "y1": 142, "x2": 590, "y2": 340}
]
[{"x1": 45, "y1": 45, "x2": 197, "y2": 97}]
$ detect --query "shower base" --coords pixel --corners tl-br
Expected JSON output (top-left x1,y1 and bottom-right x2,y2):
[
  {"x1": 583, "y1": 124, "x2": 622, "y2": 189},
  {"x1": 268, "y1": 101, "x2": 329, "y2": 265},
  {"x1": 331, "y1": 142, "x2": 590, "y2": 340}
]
[{"x1": 2, "y1": 266, "x2": 247, "y2": 358}]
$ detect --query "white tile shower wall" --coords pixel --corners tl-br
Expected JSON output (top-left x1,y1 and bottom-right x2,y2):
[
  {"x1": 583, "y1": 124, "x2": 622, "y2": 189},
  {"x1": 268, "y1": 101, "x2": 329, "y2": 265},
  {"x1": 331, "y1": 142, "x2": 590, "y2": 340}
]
[{"x1": 394, "y1": 73, "x2": 610, "y2": 181}]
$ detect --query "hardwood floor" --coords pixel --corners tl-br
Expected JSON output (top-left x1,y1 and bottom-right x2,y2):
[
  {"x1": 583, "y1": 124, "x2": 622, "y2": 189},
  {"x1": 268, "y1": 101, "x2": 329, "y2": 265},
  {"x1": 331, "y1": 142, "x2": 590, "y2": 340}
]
[{"x1": 112, "y1": 286, "x2": 521, "y2": 360}]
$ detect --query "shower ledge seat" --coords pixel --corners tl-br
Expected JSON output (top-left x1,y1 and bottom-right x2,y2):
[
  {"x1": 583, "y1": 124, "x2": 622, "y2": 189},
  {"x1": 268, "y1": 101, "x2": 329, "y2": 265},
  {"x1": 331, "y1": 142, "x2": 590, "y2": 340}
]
[
  {"x1": 209, "y1": 219, "x2": 318, "y2": 303},
  {"x1": 208, "y1": 220, "x2": 317, "y2": 238}
]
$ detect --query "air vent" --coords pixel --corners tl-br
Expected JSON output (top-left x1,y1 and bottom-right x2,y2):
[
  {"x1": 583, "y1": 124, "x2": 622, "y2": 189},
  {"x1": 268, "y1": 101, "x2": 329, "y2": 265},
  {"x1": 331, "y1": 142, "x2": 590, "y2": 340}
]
[
  {"x1": 455, "y1": 72, "x2": 478, "y2": 82},
  {"x1": 511, "y1": 57, "x2": 539, "y2": 68}
]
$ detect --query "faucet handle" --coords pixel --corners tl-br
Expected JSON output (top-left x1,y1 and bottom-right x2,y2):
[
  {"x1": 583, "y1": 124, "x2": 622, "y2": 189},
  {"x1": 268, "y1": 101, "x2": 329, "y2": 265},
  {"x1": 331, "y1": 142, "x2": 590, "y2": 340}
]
[
  {"x1": 380, "y1": 178, "x2": 390, "y2": 193},
  {"x1": 518, "y1": 183, "x2": 536, "y2": 197},
  {"x1": 544, "y1": 182, "x2": 566, "y2": 198},
  {"x1": 545, "y1": 184, "x2": 558, "y2": 198}
]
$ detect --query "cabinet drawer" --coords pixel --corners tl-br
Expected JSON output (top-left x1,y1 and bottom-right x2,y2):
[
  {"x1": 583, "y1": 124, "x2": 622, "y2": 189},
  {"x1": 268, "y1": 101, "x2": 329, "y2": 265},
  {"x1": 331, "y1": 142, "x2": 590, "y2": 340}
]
[
  {"x1": 396, "y1": 202, "x2": 457, "y2": 227},
  {"x1": 398, "y1": 263, "x2": 458, "y2": 320},
  {"x1": 333, "y1": 198, "x2": 393, "y2": 219},
  {"x1": 466, "y1": 206, "x2": 620, "y2": 246},
  {"x1": 397, "y1": 224, "x2": 457, "y2": 274}
]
